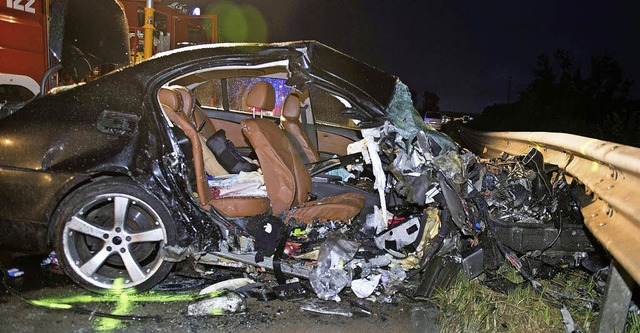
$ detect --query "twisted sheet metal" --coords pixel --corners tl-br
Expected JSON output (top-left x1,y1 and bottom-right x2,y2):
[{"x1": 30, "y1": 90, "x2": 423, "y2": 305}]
[{"x1": 458, "y1": 128, "x2": 640, "y2": 283}]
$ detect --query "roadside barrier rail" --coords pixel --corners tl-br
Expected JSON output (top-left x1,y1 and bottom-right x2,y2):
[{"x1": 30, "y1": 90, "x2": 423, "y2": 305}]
[{"x1": 458, "y1": 127, "x2": 640, "y2": 283}]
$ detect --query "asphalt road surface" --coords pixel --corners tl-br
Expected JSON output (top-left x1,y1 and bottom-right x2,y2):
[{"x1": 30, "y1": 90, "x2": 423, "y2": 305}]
[{"x1": 0, "y1": 252, "x2": 438, "y2": 333}]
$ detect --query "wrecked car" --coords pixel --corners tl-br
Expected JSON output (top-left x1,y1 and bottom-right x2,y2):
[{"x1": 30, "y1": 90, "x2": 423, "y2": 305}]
[{"x1": 0, "y1": 41, "x2": 599, "y2": 298}]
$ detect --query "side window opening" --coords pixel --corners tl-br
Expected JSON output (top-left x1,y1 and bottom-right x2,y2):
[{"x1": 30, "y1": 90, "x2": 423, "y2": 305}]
[
  {"x1": 193, "y1": 77, "x2": 292, "y2": 116},
  {"x1": 308, "y1": 86, "x2": 358, "y2": 129}
]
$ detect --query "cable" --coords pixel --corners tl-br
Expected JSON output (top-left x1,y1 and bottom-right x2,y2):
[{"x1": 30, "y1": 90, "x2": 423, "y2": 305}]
[{"x1": 539, "y1": 214, "x2": 563, "y2": 255}]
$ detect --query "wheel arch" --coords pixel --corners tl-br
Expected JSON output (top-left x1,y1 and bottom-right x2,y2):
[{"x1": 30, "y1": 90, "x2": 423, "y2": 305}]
[
  {"x1": 49, "y1": 175, "x2": 180, "y2": 292},
  {"x1": 46, "y1": 173, "x2": 141, "y2": 247}
]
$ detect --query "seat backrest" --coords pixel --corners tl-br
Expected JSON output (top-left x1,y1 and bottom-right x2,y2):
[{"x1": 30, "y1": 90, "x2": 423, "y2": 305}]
[
  {"x1": 241, "y1": 118, "x2": 312, "y2": 214},
  {"x1": 172, "y1": 86, "x2": 218, "y2": 139},
  {"x1": 281, "y1": 94, "x2": 321, "y2": 163},
  {"x1": 158, "y1": 86, "x2": 213, "y2": 208}
]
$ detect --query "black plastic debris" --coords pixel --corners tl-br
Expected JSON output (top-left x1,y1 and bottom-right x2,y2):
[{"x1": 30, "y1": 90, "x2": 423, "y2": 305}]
[
  {"x1": 153, "y1": 274, "x2": 211, "y2": 292},
  {"x1": 481, "y1": 276, "x2": 522, "y2": 295},
  {"x1": 273, "y1": 281, "x2": 310, "y2": 300},
  {"x1": 415, "y1": 255, "x2": 461, "y2": 298},
  {"x1": 236, "y1": 283, "x2": 277, "y2": 302},
  {"x1": 247, "y1": 214, "x2": 285, "y2": 263}
]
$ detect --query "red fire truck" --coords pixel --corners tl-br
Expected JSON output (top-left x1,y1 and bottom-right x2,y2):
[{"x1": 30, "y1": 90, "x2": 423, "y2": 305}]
[
  {"x1": 120, "y1": 0, "x2": 217, "y2": 64},
  {"x1": 0, "y1": 0, "x2": 216, "y2": 106},
  {"x1": 0, "y1": 0, "x2": 48, "y2": 99}
]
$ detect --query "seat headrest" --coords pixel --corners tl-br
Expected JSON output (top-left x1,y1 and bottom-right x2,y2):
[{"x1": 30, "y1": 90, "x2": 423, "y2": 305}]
[
  {"x1": 246, "y1": 81, "x2": 275, "y2": 111},
  {"x1": 159, "y1": 87, "x2": 182, "y2": 112},
  {"x1": 282, "y1": 94, "x2": 301, "y2": 120},
  {"x1": 172, "y1": 86, "x2": 195, "y2": 117}
]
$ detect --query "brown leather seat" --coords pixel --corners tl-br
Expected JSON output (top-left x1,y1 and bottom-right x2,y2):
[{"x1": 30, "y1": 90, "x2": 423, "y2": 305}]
[
  {"x1": 171, "y1": 86, "x2": 228, "y2": 176},
  {"x1": 173, "y1": 86, "x2": 218, "y2": 139},
  {"x1": 159, "y1": 86, "x2": 269, "y2": 218},
  {"x1": 242, "y1": 118, "x2": 364, "y2": 224},
  {"x1": 281, "y1": 94, "x2": 321, "y2": 163}
]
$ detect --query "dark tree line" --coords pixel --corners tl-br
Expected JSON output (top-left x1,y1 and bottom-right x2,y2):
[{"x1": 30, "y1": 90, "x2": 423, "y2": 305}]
[
  {"x1": 411, "y1": 89, "x2": 441, "y2": 119},
  {"x1": 472, "y1": 51, "x2": 640, "y2": 147}
]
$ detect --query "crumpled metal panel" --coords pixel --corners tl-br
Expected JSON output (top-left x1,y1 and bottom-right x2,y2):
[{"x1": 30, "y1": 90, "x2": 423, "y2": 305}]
[{"x1": 459, "y1": 127, "x2": 640, "y2": 283}]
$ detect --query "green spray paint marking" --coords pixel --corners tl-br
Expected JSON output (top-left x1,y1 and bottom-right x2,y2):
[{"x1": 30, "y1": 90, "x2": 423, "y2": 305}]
[
  {"x1": 29, "y1": 300, "x2": 72, "y2": 309},
  {"x1": 30, "y1": 278, "x2": 225, "y2": 332},
  {"x1": 31, "y1": 291, "x2": 209, "y2": 305},
  {"x1": 94, "y1": 278, "x2": 131, "y2": 331}
]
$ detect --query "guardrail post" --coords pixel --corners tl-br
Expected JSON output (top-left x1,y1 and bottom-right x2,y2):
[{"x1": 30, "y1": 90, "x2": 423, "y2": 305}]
[{"x1": 597, "y1": 259, "x2": 635, "y2": 333}]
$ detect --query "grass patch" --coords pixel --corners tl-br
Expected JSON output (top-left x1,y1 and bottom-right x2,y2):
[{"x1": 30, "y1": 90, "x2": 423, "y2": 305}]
[
  {"x1": 430, "y1": 264, "x2": 602, "y2": 332},
  {"x1": 627, "y1": 311, "x2": 640, "y2": 333}
]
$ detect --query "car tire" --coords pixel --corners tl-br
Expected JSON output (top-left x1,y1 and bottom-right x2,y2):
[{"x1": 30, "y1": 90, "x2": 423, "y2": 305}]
[{"x1": 52, "y1": 178, "x2": 176, "y2": 293}]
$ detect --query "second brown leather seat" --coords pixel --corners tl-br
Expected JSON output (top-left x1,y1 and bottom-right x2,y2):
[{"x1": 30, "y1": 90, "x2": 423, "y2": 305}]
[
  {"x1": 281, "y1": 94, "x2": 321, "y2": 163},
  {"x1": 242, "y1": 118, "x2": 364, "y2": 224}
]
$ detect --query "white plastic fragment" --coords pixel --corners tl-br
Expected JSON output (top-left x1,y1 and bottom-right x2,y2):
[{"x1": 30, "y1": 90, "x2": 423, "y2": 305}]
[
  {"x1": 365, "y1": 206, "x2": 392, "y2": 234},
  {"x1": 361, "y1": 127, "x2": 388, "y2": 226},
  {"x1": 329, "y1": 251, "x2": 343, "y2": 270},
  {"x1": 560, "y1": 306, "x2": 576, "y2": 333},
  {"x1": 347, "y1": 139, "x2": 371, "y2": 164},
  {"x1": 351, "y1": 274, "x2": 381, "y2": 298},
  {"x1": 424, "y1": 186, "x2": 440, "y2": 204},
  {"x1": 374, "y1": 216, "x2": 422, "y2": 257},
  {"x1": 198, "y1": 277, "x2": 255, "y2": 295},
  {"x1": 188, "y1": 291, "x2": 246, "y2": 316}
]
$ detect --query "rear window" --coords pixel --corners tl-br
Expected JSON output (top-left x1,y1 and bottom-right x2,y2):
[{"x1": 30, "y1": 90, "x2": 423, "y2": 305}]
[{"x1": 193, "y1": 79, "x2": 223, "y2": 109}]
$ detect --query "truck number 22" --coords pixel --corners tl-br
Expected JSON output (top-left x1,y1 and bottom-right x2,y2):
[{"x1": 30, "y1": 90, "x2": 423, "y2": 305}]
[{"x1": 6, "y1": 0, "x2": 36, "y2": 14}]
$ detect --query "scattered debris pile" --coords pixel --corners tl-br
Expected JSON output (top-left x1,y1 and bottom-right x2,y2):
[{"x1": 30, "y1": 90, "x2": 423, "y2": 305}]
[
  {"x1": 4, "y1": 81, "x2": 611, "y2": 331},
  {"x1": 186, "y1": 82, "x2": 602, "y2": 316}
]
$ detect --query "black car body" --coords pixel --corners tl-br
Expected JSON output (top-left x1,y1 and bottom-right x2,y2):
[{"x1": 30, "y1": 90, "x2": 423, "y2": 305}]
[
  {"x1": 0, "y1": 40, "x2": 597, "y2": 294},
  {"x1": 0, "y1": 41, "x2": 413, "y2": 291},
  {"x1": 0, "y1": 40, "x2": 399, "y2": 251}
]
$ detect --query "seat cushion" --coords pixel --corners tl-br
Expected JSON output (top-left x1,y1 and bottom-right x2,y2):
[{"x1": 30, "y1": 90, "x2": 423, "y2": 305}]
[
  {"x1": 209, "y1": 197, "x2": 270, "y2": 218},
  {"x1": 284, "y1": 192, "x2": 365, "y2": 224}
]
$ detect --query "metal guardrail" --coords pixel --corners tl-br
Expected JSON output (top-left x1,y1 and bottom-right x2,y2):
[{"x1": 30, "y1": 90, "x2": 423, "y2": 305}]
[{"x1": 458, "y1": 127, "x2": 640, "y2": 283}]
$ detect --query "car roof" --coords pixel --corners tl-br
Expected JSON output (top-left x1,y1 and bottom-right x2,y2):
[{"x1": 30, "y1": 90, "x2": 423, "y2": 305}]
[{"x1": 116, "y1": 41, "x2": 399, "y2": 127}]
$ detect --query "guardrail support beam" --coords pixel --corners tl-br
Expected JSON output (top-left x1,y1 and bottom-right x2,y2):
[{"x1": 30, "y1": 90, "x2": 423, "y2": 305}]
[{"x1": 597, "y1": 260, "x2": 634, "y2": 333}]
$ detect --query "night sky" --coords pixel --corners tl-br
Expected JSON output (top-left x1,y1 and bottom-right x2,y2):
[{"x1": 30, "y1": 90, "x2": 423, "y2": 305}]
[{"x1": 175, "y1": 0, "x2": 640, "y2": 114}]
